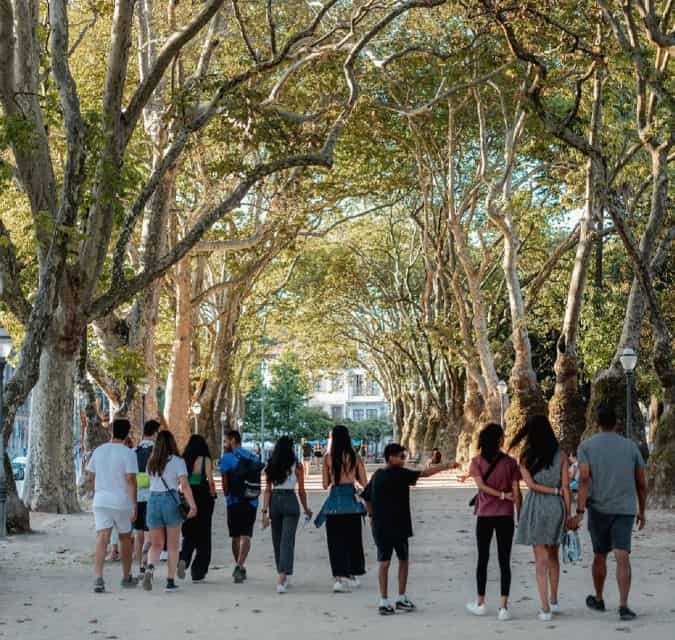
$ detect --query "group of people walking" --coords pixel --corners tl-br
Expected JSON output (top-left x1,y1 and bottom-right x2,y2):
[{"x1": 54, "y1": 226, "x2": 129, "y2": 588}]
[{"x1": 87, "y1": 404, "x2": 647, "y2": 623}]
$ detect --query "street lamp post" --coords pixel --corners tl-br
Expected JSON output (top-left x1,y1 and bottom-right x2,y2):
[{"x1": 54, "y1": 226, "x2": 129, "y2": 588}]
[
  {"x1": 497, "y1": 380, "x2": 508, "y2": 427},
  {"x1": 191, "y1": 401, "x2": 202, "y2": 434},
  {"x1": 260, "y1": 361, "x2": 271, "y2": 461},
  {"x1": 0, "y1": 327, "x2": 14, "y2": 538},
  {"x1": 619, "y1": 347, "x2": 638, "y2": 440}
]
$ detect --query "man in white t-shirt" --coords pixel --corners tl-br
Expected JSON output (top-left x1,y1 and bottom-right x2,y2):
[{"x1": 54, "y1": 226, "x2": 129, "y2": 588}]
[{"x1": 87, "y1": 417, "x2": 139, "y2": 593}]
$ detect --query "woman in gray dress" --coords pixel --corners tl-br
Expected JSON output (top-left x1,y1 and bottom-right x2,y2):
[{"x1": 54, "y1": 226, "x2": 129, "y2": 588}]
[{"x1": 510, "y1": 415, "x2": 572, "y2": 622}]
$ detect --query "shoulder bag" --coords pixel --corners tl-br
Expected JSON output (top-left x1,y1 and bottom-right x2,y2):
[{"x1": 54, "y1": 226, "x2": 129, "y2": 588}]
[{"x1": 468, "y1": 453, "x2": 505, "y2": 508}]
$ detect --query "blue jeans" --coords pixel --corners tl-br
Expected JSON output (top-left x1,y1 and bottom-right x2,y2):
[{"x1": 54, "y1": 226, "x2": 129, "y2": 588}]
[{"x1": 147, "y1": 491, "x2": 183, "y2": 528}]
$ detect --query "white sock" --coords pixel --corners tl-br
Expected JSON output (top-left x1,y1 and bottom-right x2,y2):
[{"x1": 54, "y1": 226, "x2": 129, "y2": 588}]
[
  {"x1": 380, "y1": 598, "x2": 391, "y2": 607},
  {"x1": 396, "y1": 593, "x2": 407, "y2": 603}
]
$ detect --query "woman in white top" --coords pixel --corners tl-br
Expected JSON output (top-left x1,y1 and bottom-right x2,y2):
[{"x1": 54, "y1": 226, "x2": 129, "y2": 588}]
[
  {"x1": 261, "y1": 436, "x2": 312, "y2": 593},
  {"x1": 143, "y1": 430, "x2": 197, "y2": 593}
]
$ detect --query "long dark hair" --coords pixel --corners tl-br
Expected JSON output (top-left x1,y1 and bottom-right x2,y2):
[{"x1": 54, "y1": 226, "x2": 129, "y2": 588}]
[
  {"x1": 147, "y1": 430, "x2": 180, "y2": 476},
  {"x1": 182, "y1": 434, "x2": 212, "y2": 473},
  {"x1": 265, "y1": 436, "x2": 297, "y2": 486},
  {"x1": 330, "y1": 424, "x2": 356, "y2": 484},
  {"x1": 478, "y1": 423, "x2": 504, "y2": 462},
  {"x1": 509, "y1": 414, "x2": 559, "y2": 475}
]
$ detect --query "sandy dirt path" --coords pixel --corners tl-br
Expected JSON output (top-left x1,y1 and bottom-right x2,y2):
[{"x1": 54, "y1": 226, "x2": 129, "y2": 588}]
[{"x1": 1, "y1": 482, "x2": 674, "y2": 640}]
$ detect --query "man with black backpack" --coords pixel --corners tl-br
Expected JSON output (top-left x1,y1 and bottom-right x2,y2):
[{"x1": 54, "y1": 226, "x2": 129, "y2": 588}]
[
  {"x1": 133, "y1": 419, "x2": 160, "y2": 576},
  {"x1": 220, "y1": 430, "x2": 264, "y2": 584}
]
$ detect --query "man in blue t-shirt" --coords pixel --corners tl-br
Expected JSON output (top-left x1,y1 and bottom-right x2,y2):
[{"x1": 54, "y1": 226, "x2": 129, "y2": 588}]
[{"x1": 220, "y1": 430, "x2": 260, "y2": 584}]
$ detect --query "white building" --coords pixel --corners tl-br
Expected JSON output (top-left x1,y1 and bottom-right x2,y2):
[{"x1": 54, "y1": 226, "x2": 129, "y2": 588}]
[{"x1": 308, "y1": 368, "x2": 388, "y2": 422}]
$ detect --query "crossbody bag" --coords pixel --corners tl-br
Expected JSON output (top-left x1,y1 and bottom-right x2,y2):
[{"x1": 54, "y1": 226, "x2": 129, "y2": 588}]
[{"x1": 469, "y1": 453, "x2": 505, "y2": 508}]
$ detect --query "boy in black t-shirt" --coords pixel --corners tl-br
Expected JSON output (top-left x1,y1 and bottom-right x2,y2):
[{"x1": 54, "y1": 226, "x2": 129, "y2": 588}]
[{"x1": 362, "y1": 443, "x2": 456, "y2": 615}]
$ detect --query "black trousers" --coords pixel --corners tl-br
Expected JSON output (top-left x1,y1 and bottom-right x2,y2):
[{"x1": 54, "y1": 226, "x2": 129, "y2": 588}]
[
  {"x1": 476, "y1": 516, "x2": 514, "y2": 597},
  {"x1": 326, "y1": 514, "x2": 365, "y2": 578},
  {"x1": 180, "y1": 485, "x2": 214, "y2": 580}
]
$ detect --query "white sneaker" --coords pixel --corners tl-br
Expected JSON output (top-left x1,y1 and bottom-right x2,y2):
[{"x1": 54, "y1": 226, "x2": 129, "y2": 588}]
[
  {"x1": 550, "y1": 602, "x2": 561, "y2": 614},
  {"x1": 347, "y1": 577, "x2": 361, "y2": 589},
  {"x1": 276, "y1": 583, "x2": 287, "y2": 594},
  {"x1": 538, "y1": 610, "x2": 553, "y2": 622},
  {"x1": 333, "y1": 580, "x2": 351, "y2": 593},
  {"x1": 160, "y1": 550, "x2": 169, "y2": 562},
  {"x1": 466, "y1": 601, "x2": 487, "y2": 616},
  {"x1": 498, "y1": 608, "x2": 512, "y2": 621}
]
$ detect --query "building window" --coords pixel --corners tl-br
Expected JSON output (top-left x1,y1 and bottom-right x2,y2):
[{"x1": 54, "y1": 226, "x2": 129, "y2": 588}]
[
  {"x1": 352, "y1": 375, "x2": 364, "y2": 396},
  {"x1": 366, "y1": 408, "x2": 378, "y2": 420},
  {"x1": 352, "y1": 408, "x2": 365, "y2": 421},
  {"x1": 331, "y1": 376, "x2": 344, "y2": 392},
  {"x1": 331, "y1": 406, "x2": 343, "y2": 420},
  {"x1": 365, "y1": 379, "x2": 379, "y2": 396},
  {"x1": 313, "y1": 379, "x2": 323, "y2": 392}
]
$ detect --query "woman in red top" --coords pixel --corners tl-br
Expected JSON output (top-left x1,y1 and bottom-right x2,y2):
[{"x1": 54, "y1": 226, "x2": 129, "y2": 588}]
[{"x1": 467, "y1": 423, "x2": 522, "y2": 621}]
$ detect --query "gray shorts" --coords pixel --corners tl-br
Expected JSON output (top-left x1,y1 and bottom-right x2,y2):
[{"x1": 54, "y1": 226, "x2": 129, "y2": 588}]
[{"x1": 588, "y1": 508, "x2": 634, "y2": 554}]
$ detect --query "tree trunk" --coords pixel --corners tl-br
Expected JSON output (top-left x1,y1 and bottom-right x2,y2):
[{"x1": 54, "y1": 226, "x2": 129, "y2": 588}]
[
  {"x1": 648, "y1": 371, "x2": 675, "y2": 508},
  {"x1": 24, "y1": 338, "x2": 80, "y2": 512},
  {"x1": 2, "y1": 452, "x2": 30, "y2": 532},
  {"x1": 457, "y1": 376, "x2": 484, "y2": 464},
  {"x1": 164, "y1": 256, "x2": 193, "y2": 449}
]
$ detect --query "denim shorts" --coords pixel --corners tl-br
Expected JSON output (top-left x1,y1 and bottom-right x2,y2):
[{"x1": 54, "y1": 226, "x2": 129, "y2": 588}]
[
  {"x1": 147, "y1": 491, "x2": 183, "y2": 529},
  {"x1": 588, "y1": 508, "x2": 635, "y2": 554}
]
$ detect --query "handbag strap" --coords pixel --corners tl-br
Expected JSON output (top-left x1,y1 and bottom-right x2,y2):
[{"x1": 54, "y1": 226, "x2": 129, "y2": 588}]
[
  {"x1": 160, "y1": 473, "x2": 180, "y2": 507},
  {"x1": 480, "y1": 453, "x2": 505, "y2": 489}
]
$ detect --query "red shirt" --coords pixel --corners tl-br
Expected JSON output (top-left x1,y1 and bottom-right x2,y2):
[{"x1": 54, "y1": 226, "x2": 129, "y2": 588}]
[{"x1": 469, "y1": 454, "x2": 520, "y2": 518}]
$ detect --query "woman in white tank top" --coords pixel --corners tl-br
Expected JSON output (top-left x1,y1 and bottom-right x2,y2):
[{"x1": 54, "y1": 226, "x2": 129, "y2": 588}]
[{"x1": 261, "y1": 436, "x2": 312, "y2": 593}]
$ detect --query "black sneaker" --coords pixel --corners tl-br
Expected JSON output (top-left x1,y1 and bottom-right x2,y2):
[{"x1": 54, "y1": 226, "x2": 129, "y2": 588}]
[
  {"x1": 396, "y1": 597, "x2": 416, "y2": 612},
  {"x1": 379, "y1": 604, "x2": 396, "y2": 616},
  {"x1": 93, "y1": 577, "x2": 105, "y2": 594},
  {"x1": 120, "y1": 575, "x2": 139, "y2": 589},
  {"x1": 139, "y1": 566, "x2": 146, "y2": 575},
  {"x1": 241, "y1": 567, "x2": 247, "y2": 581},
  {"x1": 586, "y1": 595, "x2": 605, "y2": 612},
  {"x1": 233, "y1": 566, "x2": 244, "y2": 584},
  {"x1": 619, "y1": 606, "x2": 637, "y2": 621},
  {"x1": 165, "y1": 579, "x2": 179, "y2": 593}
]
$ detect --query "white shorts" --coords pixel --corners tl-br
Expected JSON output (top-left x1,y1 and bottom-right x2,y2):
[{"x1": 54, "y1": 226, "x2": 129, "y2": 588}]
[{"x1": 94, "y1": 507, "x2": 133, "y2": 534}]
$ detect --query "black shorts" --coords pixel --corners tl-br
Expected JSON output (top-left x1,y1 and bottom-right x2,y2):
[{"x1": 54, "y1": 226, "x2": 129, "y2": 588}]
[
  {"x1": 133, "y1": 502, "x2": 148, "y2": 532},
  {"x1": 588, "y1": 508, "x2": 634, "y2": 554},
  {"x1": 373, "y1": 531, "x2": 409, "y2": 562},
  {"x1": 227, "y1": 502, "x2": 257, "y2": 538}
]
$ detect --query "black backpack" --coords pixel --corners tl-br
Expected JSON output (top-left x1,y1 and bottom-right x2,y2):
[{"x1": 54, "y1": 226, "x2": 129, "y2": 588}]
[{"x1": 228, "y1": 451, "x2": 264, "y2": 500}]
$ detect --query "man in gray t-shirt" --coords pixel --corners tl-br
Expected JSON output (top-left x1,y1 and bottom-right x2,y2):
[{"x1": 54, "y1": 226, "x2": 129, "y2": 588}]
[{"x1": 572, "y1": 404, "x2": 647, "y2": 622}]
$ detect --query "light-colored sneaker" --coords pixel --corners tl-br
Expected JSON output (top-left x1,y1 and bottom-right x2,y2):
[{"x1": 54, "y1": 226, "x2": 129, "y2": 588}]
[
  {"x1": 160, "y1": 550, "x2": 169, "y2": 562},
  {"x1": 538, "y1": 610, "x2": 553, "y2": 622},
  {"x1": 276, "y1": 583, "x2": 287, "y2": 594},
  {"x1": 466, "y1": 601, "x2": 487, "y2": 616},
  {"x1": 347, "y1": 577, "x2": 361, "y2": 589},
  {"x1": 498, "y1": 608, "x2": 512, "y2": 621},
  {"x1": 550, "y1": 602, "x2": 561, "y2": 614},
  {"x1": 142, "y1": 567, "x2": 154, "y2": 591},
  {"x1": 177, "y1": 559, "x2": 186, "y2": 580},
  {"x1": 333, "y1": 580, "x2": 351, "y2": 593}
]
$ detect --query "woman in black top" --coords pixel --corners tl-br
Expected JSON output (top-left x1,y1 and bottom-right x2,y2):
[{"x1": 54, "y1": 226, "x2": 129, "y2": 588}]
[{"x1": 178, "y1": 435, "x2": 217, "y2": 582}]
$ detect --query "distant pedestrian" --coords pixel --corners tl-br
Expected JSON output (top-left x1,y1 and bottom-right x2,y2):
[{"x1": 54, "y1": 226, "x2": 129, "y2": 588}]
[
  {"x1": 466, "y1": 423, "x2": 521, "y2": 621},
  {"x1": 426, "y1": 448, "x2": 442, "y2": 467},
  {"x1": 510, "y1": 415, "x2": 571, "y2": 622},
  {"x1": 301, "y1": 438, "x2": 313, "y2": 476},
  {"x1": 220, "y1": 430, "x2": 263, "y2": 584},
  {"x1": 315, "y1": 425, "x2": 367, "y2": 593},
  {"x1": 133, "y1": 419, "x2": 160, "y2": 576},
  {"x1": 261, "y1": 436, "x2": 312, "y2": 593},
  {"x1": 571, "y1": 404, "x2": 647, "y2": 621},
  {"x1": 143, "y1": 431, "x2": 197, "y2": 593},
  {"x1": 362, "y1": 443, "x2": 457, "y2": 615},
  {"x1": 178, "y1": 434, "x2": 217, "y2": 582},
  {"x1": 86, "y1": 417, "x2": 139, "y2": 593}
]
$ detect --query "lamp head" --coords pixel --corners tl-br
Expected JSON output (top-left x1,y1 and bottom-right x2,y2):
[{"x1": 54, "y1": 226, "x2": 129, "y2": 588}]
[
  {"x1": 0, "y1": 327, "x2": 12, "y2": 359},
  {"x1": 192, "y1": 401, "x2": 202, "y2": 415},
  {"x1": 619, "y1": 347, "x2": 638, "y2": 373},
  {"x1": 497, "y1": 380, "x2": 508, "y2": 396}
]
